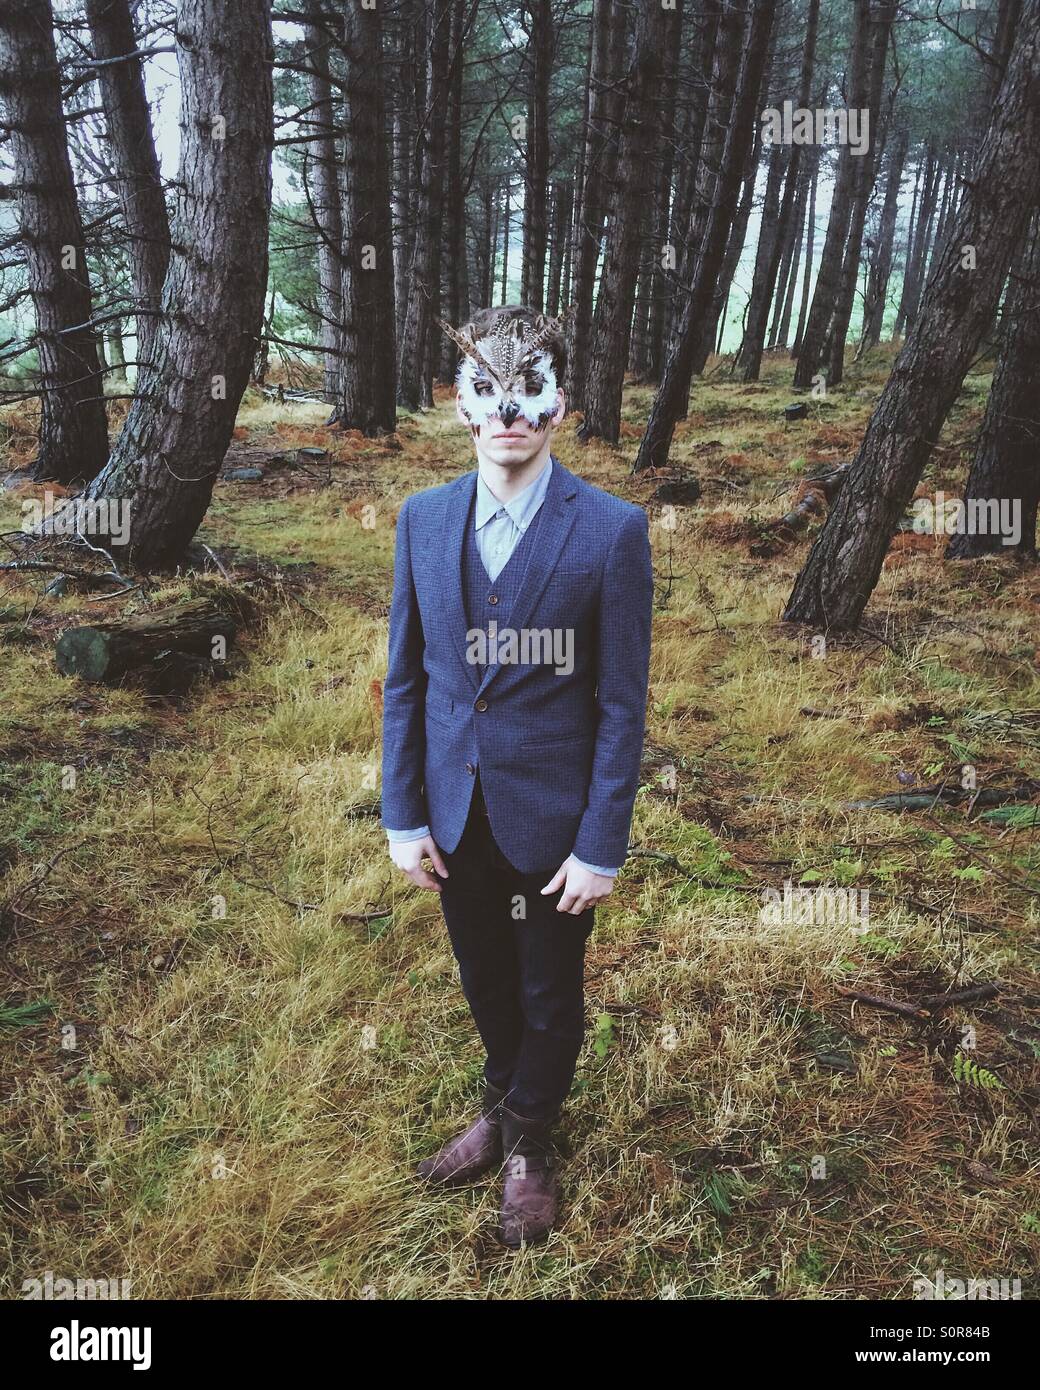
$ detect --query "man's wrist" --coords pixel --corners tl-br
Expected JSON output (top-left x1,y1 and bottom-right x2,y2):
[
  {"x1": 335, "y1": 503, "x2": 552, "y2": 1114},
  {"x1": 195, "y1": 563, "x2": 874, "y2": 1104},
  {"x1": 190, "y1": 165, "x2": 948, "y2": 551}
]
[
  {"x1": 571, "y1": 854, "x2": 618, "y2": 878},
  {"x1": 386, "y1": 825, "x2": 431, "y2": 843}
]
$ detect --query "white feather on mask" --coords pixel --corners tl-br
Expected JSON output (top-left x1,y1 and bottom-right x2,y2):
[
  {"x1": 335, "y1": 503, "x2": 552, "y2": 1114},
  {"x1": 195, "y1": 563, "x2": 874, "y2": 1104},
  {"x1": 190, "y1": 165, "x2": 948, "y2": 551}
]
[
  {"x1": 457, "y1": 348, "x2": 558, "y2": 429},
  {"x1": 437, "y1": 312, "x2": 563, "y2": 431}
]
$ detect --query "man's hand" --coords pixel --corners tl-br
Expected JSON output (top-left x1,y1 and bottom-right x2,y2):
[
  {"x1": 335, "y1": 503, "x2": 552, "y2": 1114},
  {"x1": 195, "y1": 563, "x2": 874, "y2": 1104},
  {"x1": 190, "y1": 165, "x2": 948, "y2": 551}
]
[
  {"x1": 541, "y1": 856, "x2": 615, "y2": 915},
  {"x1": 389, "y1": 835, "x2": 449, "y2": 892}
]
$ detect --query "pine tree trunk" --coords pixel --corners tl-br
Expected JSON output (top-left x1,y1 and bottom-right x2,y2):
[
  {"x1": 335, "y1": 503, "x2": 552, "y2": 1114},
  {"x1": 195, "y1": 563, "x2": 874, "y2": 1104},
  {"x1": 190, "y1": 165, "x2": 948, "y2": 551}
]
[
  {"x1": 783, "y1": 2, "x2": 1040, "y2": 629},
  {"x1": 667, "y1": 0, "x2": 721, "y2": 321},
  {"x1": 792, "y1": 0, "x2": 872, "y2": 389},
  {"x1": 770, "y1": 144, "x2": 811, "y2": 349},
  {"x1": 397, "y1": 0, "x2": 450, "y2": 409},
  {"x1": 568, "y1": 0, "x2": 628, "y2": 413},
  {"x1": 859, "y1": 126, "x2": 908, "y2": 351},
  {"x1": 50, "y1": 0, "x2": 274, "y2": 569},
  {"x1": 304, "y1": 0, "x2": 343, "y2": 413},
  {"x1": 661, "y1": 0, "x2": 745, "y2": 400},
  {"x1": 85, "y1": 0, "x2": 170, "y2": 373},
  {"x1": 634, "y1": 0, "x2": 776, "y2": 472},
  {"x1": 693, "y1": 122, "x2": 764, "y2": 375},
  {"x1": 640, "y1": 0, "x2": 683, "y2": 384},
  {"x1": 546, "y1": 181, "x2": 571, "y2": 317},
  {"x1": 791, "y1": 147, "x2": 819, "y2": 357},
  {"x1": 826, "y1": 1, "x2": 895, "y2": 387},
  {"x1": 947, "y1": 212, "x2": 1040, "y2": 559},
  {"x1": 439, "y1": 0, "x2": 469, "y2": 382},
  {"x1": 339, "y1": 0, "x2": 397, "y2": 432},
  {"x1": 392, "y1": 3, "x2": 415, "y2": 346},
  {"x1": 739, "y1": 0, "x2": 819, "y2": 379},
  {"x1": 521, "y1": 0, "x2": 552, "y2": 311},
  {"x1": 0, "y1": 0, "x2": 110, "y2": 485},
  {"x1": 895, "y1": 144, "x2": 940, "y2": 337},
  {"x1": 579, "y1": 0, "x2": 666, "y2": 444}
]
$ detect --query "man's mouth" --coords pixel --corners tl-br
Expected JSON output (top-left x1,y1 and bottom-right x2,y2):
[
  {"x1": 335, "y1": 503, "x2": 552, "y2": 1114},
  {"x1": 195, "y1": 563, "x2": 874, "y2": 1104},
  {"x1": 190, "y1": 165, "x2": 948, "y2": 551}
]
[{"x1": 494, "y1": 431, "x2": 526, "y2": 439}]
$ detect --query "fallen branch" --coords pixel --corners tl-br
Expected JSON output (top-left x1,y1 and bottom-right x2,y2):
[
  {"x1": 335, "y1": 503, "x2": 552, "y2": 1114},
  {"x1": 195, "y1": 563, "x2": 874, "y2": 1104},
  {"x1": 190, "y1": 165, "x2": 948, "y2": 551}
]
[
  {"x1": 843, "y1": 782, "x2": 1039, "y2": 813},
  {"x1": 921, "y1": 983, "x2": 1001, "y2": 1010},
  {"x1": 761, "y1": 462, "x2": 852, "y2": 537},
  {"x1": 836, "y1": 987, "x2": 930, "y2": 1020}
]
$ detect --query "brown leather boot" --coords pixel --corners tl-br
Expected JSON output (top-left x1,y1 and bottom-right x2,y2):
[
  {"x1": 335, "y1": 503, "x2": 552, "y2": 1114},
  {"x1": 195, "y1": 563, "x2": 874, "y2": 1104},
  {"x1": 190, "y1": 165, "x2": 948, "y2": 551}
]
[
  {"x1": 417, "y1": 1082, "x2": 507, "y2": 1185},
  {"x1": 497, "y1": 1106, "x2": 558, "y2": 1247}
]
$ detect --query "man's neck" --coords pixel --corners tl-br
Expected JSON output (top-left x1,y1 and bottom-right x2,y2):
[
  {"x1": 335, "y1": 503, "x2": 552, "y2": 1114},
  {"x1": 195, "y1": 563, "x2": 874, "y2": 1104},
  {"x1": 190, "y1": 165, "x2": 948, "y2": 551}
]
[{"x1": 474, "y1": 439, "x2": 553, "y2": 503}]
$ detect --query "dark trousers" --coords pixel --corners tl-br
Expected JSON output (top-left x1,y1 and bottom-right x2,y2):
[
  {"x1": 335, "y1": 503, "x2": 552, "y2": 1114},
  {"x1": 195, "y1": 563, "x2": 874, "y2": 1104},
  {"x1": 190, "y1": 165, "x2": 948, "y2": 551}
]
[{"x1": 435, "y1": 773, "x2": 593, "y2": 1122}]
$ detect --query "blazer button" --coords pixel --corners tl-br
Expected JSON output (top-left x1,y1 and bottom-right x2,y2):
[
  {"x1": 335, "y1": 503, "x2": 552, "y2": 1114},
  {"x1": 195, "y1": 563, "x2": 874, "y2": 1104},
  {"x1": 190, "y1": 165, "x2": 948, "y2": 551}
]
[
  {"x1": 488, "y1": 594, "x2": 499, "y2": 605},
  {"x1": 475, "y1": 699, "x2": 488, "y2": 712},
  {"x1": 465, "y1": 762, "x2": 475, "y2": 774}
]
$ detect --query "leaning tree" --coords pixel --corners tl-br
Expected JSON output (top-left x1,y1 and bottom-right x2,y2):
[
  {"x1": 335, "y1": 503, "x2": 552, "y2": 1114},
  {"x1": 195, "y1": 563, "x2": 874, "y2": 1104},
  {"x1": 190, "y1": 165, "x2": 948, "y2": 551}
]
[
  {"x1": 946, "y1": 210, "x2": 1040, "y2": 559},
  {"x1": 783, "y1": 0, "x2": 1040, "y2": 629},
  {"x1": 46, "y1": 0, "x2": 274, "y2": 570}
]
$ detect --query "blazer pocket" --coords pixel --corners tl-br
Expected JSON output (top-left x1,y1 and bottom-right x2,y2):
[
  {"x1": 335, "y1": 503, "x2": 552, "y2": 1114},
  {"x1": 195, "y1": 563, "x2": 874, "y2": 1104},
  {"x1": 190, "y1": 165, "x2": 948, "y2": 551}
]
[
  {"x1": 425, "y1": 692, "x2": 456, "y2": 731},
  {"x1": 520, "y1": 730, "x2": 589, "y2": 749}
]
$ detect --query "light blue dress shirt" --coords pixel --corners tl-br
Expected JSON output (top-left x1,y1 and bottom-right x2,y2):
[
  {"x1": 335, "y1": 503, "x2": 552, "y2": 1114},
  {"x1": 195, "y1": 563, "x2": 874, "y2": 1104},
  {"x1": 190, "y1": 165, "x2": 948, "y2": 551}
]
[{"x1": 386, "y1": 457, "x2": 619, "y2": 877}]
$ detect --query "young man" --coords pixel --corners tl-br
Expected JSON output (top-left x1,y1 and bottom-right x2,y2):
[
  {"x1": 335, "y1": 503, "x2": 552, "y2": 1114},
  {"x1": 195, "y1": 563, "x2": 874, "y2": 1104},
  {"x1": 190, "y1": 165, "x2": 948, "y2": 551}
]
[{"x1": 381, "y1": 304, "x2": 653, "y2": 1246}]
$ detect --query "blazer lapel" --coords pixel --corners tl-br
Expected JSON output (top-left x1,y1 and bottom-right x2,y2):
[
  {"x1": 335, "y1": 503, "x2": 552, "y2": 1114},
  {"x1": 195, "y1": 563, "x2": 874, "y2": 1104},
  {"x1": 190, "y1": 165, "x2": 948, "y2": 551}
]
[{"x1": 477, "y1": 458, "x2": 578, "y2": 697}]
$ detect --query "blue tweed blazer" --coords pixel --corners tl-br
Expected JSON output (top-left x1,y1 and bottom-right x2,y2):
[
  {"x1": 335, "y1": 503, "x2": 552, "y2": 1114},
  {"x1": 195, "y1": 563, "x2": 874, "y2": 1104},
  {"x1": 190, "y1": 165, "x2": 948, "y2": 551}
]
[{"x1": 381, "y1": 456, "x2": 653, "y2": 875}]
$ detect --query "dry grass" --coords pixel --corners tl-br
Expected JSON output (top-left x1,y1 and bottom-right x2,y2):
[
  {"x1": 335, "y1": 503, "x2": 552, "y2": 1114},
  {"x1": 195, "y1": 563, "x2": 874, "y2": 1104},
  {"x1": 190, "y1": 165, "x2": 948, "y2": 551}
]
[{"x1": 1, "y1": 351, "x2": 1039, "y2": 1299}]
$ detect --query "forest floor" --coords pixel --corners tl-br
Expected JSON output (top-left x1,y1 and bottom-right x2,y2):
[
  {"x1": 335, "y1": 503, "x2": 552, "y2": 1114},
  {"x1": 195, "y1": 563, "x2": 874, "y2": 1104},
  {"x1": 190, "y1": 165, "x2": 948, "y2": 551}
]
[{"x1": 2, "y1": 347, "x2": 1039, "y2": 1299}]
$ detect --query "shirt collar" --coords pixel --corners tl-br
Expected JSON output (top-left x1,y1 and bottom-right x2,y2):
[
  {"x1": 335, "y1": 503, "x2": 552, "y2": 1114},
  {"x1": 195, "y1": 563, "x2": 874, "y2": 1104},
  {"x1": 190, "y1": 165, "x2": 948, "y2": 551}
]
[{"x1": 475, "y1": 456, "x2": 553, "y2": 533}]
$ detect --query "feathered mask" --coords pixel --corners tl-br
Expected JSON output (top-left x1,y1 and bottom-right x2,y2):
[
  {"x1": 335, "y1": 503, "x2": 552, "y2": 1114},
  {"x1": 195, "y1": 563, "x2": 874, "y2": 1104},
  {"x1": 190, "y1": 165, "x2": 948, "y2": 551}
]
[{"x1": 437, "y1": 311, "x2": 566, "y2": 432}]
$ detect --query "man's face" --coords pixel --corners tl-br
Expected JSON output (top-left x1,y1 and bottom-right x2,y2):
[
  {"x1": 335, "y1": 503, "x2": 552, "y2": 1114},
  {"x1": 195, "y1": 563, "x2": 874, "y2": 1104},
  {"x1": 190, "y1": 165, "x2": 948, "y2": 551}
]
[
  {"x1": 456, "y1": 384, "x2": 566, "y2": 469},
  {"x1": 454, "y1": 344, "x2": 565, "y2": 469}
]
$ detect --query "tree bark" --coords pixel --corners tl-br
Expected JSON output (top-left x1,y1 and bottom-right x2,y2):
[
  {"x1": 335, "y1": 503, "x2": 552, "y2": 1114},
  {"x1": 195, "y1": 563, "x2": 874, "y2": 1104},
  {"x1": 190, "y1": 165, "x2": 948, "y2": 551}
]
[
  {"x1": 56, "y1": 593, "x2": 254, "y2": 683},
  {"x1": 782, "y1": 2, "x2": 1040, "y2": 629},
  {"x1": 391, "y1": 1, "x2": 415, "y2": 346},
  {"x1": 579, "y1": 0, "x2": 666, "y2": 443},
  {"x1": 894, "y1": 144, "x2": 940, "y2": 337},
  {"x1": 521, "y1": 0, "x2": 552, "y2": 311},
  {"x1": 825, "y1": 1, "x2": 895, "y2": 387},
  {"x1": 303, "y1": 0, "x2": 344, "y2": 413},
  {"x1": 634, "y1": 0, "x2": 775, "y2": 472},
  {"x1": 339, "y1": 0, "x2": 397, "y2": 432},
  {"x1": 438, "y1": 0, "x2": 469, "y2": 382},
  {"x1": 50, "y1": 0, "x2": 274, "y2": 569},
  {"x1": 738, "y1": 0, "x2": 819, "y2": 380},
  {"x1": 693, "y1": 120, "x2": 764, "y2": 375},
  {"x1": 947, "y1": 212, "x2": 1040, "y2": 558},
  {"x1": 791, "y1": 145, "x2": 820, "y2": 356},
  {"x1": 858, "y1": 125, "x2": 908, "y2": 351},
  {"x1": 0, "y1": 0, "x2": 110, "y2": 485},
  {"x1": 568, "y1": 0, "x2": 628, "y2": 412},
  {"x1": 85, "y1": 0, "x2": 170, "y2": 373},
  {"x1": 397, "y1": 0, "x2": 450, "y2": 409},
  {"x1": 792, "y1": 0, "x2": 871, "y2": 389},
  {"x1": 662, "y1": 0, "x2": 746, "y2": 404}
]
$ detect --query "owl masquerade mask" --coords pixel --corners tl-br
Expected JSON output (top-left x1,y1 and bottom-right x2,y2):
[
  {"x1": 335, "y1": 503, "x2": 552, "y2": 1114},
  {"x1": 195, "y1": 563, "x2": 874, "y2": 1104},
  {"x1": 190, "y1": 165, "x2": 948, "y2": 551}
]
[{"x1": 437, "y1": 312, "x2": 565, "y2": 433}]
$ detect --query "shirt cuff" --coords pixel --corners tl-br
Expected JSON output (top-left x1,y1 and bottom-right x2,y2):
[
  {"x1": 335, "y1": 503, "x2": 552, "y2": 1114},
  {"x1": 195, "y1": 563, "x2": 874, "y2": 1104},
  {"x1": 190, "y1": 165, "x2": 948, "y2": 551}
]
[
  {"x1": 571, "y1": 854, "x2": 618, "y2": 878},
  {"x1": 386, "y1": 825, "x2": 431, "y2": 842}
]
